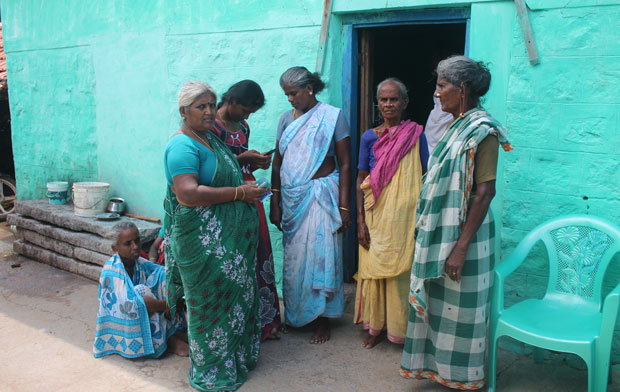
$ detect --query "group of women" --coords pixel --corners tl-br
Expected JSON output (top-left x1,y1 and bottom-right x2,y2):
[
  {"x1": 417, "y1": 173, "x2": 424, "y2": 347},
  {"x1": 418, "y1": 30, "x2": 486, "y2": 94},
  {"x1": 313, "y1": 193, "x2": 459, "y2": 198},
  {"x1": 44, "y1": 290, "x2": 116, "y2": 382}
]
[{"x1": 161, "y1": 55, "x2": 512, "y2": 391}]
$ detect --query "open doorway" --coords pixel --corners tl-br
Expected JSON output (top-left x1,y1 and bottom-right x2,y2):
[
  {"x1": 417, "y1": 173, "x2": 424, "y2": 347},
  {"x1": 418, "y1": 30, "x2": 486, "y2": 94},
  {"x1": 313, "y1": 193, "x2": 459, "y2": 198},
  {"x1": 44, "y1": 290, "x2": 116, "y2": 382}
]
[
  {"x1": 340, "y1": 21, "x2": 467, "y2": 281},
  {"x1": 358, "y1": 23, "x2": 467, "y2": 132}
]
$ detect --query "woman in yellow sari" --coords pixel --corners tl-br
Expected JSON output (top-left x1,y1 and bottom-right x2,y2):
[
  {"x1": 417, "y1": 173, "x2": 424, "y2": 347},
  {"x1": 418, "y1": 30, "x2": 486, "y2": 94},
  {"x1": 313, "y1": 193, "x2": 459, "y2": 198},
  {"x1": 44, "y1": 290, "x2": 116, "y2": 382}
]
[{"x1": 354, "y1": 78, "x2": 428, "y2": 348}]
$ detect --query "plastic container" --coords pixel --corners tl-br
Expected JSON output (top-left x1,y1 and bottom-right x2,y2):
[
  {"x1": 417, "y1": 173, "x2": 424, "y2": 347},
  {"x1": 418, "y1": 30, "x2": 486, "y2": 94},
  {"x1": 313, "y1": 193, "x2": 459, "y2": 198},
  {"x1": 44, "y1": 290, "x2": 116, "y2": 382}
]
[
  {"x1": 72, "y1": 182, "x2": 110, "y2": 217},
  {"x1": 46, "y1": 181, "x2": 69, "y2": 205}
]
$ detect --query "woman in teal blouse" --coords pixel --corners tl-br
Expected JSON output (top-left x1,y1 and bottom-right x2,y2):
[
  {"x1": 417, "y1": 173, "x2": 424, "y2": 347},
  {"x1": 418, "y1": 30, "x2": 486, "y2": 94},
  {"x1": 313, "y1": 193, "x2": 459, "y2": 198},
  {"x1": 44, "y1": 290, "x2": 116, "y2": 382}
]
[{"x1": 162, "y1": 81, "x2": 267, "y2": 391}]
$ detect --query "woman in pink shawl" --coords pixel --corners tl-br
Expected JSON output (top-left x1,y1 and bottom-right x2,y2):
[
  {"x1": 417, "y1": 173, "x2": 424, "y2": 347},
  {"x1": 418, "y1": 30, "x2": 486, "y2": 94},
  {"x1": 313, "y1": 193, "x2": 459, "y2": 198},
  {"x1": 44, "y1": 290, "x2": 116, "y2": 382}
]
[{"x1": 354, "y1": 78, "x2": 428, "y2": 348}]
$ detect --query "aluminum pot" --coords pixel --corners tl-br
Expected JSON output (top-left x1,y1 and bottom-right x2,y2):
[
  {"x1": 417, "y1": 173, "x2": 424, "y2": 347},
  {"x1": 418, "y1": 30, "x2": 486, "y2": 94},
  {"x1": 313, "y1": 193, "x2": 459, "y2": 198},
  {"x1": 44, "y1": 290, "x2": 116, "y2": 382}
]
[{"x1": 106, "y1": 197, "x2": 126, "y2": 214}]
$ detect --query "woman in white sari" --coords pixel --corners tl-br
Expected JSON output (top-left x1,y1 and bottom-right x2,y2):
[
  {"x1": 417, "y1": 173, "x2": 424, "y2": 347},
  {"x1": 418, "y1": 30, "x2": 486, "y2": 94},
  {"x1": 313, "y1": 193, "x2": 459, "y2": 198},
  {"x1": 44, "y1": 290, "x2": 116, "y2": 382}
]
[{"x1": 270, "y1": 66, "x2": 351, "y2": 344}]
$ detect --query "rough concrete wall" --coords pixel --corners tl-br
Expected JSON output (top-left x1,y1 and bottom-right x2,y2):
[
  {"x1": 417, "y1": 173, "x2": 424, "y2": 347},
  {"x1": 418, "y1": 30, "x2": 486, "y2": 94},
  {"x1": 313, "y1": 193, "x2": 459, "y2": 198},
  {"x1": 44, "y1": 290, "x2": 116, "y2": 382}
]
[
  {"x1": 2, "y1": 0, "x2": 325, "y2": 290},
  {"x1": 6, "y1": 46, "x2": 99, "y2": 198},
  {"x1": 500, "y1": 4, "x2": 620, "y2": 360}
]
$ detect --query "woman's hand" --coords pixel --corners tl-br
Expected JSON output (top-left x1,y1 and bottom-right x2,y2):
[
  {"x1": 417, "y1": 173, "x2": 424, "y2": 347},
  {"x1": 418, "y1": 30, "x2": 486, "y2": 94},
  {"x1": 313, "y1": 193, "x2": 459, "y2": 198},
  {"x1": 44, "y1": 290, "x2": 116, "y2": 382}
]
[
  {"x1": 444, "y1": 244, "x2": 468, "y2": 282},
  {"x1": 270, "y1": 199, "x2": 282, "y2": 231},
  {"x1": 164, "y1": 302, "x2": 172, "y2": 320},
  {"x1": 338, "y1": 208, "x2": 351, "y2": 233},
  {"x1": 237, "y1": 184, "x2": 266, "y2": 203},
  {"x1": 238, "y1": 150, "x2": 272, "y2": 171},
  {"x1": 148, "y1": 237, "x2": 164, "y2": 261},
  {"x1": 357, "y1": 219, "x2": 371, "y2": 249}
]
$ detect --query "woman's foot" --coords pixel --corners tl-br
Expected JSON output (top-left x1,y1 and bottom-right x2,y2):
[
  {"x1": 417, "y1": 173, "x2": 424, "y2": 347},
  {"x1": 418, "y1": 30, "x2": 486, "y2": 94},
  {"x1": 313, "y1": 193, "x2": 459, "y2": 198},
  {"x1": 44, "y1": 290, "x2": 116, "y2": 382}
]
[
  {"x1": 266, "y1": 327, "x2": 281, "y2": 340},
  {"x1": 280, "y1": 324, "x2": 291, "y2": 334},
  {"x1": 309, "y1": 317, "x2": 330, "y2": 344},
  {"x1": 167, "y1": 335, "x2": 189, "y2": 357},
  {"x1": 362, "y1": 333, "x2": 383, "y2": 349}
]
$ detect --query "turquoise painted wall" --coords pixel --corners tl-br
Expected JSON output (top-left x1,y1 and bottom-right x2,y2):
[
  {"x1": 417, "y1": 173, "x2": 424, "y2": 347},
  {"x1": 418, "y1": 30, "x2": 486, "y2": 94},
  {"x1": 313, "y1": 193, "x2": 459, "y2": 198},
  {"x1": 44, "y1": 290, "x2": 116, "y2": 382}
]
[
  {"x1": 7, "y1": 46, "x2": 99, "y2": 197},
  {"x1": 3, "y1": 0, "x2": 326, "y2": 290},
  {"x1": 498, "y1": 2, "x2": 620, "y2": 361},
  {"x1": 4, "y1": 0, "x2": 620, "y2": 360}
]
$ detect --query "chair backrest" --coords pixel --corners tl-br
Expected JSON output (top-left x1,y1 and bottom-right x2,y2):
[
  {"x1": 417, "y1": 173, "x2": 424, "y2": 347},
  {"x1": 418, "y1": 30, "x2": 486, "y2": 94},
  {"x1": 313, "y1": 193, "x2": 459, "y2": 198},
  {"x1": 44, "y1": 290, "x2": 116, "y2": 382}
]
[{"x1": 527, "y1": 216, "x2": 620, "y2": 307}]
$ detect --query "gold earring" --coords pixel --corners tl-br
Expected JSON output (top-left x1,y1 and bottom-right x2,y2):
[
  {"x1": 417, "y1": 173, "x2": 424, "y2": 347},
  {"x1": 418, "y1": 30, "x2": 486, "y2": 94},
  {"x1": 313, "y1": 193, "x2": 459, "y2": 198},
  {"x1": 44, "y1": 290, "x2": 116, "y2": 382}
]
[
  {"x1": 459, "y1": 94, "x2": 465, "y2": 118},
  {"x1": 309, "y1": 91, "x2": 313, "y2": 96}
]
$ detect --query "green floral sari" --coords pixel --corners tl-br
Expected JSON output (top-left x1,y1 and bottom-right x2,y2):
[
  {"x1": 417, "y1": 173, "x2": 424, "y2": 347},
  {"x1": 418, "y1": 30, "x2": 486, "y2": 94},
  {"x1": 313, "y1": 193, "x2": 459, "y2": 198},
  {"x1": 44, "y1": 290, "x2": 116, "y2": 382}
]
[{"x1": 164, "y1": 131, "x2": 260, "y2": 391}]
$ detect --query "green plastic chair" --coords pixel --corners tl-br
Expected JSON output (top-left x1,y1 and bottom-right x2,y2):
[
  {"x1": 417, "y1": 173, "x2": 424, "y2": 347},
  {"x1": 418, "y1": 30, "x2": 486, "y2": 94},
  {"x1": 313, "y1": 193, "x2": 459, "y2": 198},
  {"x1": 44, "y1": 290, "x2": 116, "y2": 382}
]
[{"x1": 488, "y1": 215, "x2": 620, "y2": 392}]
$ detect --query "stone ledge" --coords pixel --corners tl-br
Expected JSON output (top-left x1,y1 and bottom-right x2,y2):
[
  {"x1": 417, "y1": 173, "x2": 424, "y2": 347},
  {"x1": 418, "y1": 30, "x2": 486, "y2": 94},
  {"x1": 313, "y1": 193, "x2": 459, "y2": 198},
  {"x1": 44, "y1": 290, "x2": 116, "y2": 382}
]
[
  {"x1": 13, "y1": 239, "x2": 101, "y2": 282},
  {"x1": 17, "y1": 227, "x2": 110, "y2": 267},
  {"x1": 8, "y1": 214, "x2": 114, "y2": 255},
  {"x1": 74, "y1": 247, "x2": 109, "y2": 267},
  {"x1": 15, "y1": 199, "x2": 160, "y2": 241}
]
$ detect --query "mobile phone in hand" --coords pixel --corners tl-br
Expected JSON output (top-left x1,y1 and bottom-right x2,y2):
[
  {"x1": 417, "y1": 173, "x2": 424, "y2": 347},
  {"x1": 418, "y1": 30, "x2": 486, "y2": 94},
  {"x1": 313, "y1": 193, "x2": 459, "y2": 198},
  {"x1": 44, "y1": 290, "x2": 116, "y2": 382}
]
[
  {"x1": 254, "y1": 177, "x2": 272, "y2": 202},
  {"x1": 264, "y1": 148, "x2": 276, "y2": 155}
]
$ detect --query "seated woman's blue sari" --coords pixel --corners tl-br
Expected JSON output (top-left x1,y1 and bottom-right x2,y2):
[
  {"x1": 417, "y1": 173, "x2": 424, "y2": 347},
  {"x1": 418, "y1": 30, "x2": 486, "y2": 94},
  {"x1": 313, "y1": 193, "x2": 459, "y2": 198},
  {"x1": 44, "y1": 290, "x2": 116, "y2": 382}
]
[
  {"x1": 279, "y1": 102, "x2": 344, "y2": 326},
  {"x1": 93, "y1": 255, "x2": 181, "y2": 358}
]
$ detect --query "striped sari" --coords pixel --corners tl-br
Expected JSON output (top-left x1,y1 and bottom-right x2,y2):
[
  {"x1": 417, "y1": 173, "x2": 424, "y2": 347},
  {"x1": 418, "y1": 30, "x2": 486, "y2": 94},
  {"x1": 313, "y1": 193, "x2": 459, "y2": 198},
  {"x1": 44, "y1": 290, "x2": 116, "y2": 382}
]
[
  {"x1": 401, "y1": 109, "x2": 512, "y2": 390},
  {"x1": 164, "y1": 131, "x2": 260, "y2": 391}
]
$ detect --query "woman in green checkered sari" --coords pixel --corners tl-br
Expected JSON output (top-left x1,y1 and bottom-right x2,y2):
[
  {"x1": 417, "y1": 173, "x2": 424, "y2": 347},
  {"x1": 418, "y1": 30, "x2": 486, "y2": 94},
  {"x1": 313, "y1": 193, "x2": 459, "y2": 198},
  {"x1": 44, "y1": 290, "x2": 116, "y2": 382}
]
[
  {"x1": 400, "y1": 56, "x2": 512, "y2": 390},
  {"x1": 163, "y1": 81, "x2": 267, "y2": 391}
]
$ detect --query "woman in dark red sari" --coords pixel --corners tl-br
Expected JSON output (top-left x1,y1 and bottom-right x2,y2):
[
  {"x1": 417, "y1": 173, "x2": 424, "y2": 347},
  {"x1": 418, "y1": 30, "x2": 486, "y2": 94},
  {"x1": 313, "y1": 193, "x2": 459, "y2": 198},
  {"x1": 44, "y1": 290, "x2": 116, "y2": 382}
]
[{"x1": 213, "y1": 80, "x2": 282, "y2": 341}]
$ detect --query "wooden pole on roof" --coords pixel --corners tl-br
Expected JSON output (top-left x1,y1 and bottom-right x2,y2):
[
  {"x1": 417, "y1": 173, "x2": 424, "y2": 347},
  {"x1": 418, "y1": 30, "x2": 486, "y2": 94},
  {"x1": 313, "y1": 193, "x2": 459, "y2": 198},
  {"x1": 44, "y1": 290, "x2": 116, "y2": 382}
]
[
  {"x1": 316, "y1": 0, "x2": 333, "y2": 73},
  {"x1": 514, "y1": 0, "x2": 540, "y2": 65}
]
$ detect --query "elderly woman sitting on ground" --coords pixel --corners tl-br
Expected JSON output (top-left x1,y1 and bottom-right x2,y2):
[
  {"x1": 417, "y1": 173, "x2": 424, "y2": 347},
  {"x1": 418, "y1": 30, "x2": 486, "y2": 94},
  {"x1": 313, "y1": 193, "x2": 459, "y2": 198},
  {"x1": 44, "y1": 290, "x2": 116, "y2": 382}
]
[{"x1": 93, "y1": 222, "x2": 188, "y2": 358}]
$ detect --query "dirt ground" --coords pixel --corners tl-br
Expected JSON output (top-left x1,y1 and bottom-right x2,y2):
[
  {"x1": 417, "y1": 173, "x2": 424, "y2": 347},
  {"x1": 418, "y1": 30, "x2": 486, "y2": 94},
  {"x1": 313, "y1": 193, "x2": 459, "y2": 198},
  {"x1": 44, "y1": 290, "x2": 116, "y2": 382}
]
[{"x1": 0, "y1": 221, "x2": 618, "y2": 391}]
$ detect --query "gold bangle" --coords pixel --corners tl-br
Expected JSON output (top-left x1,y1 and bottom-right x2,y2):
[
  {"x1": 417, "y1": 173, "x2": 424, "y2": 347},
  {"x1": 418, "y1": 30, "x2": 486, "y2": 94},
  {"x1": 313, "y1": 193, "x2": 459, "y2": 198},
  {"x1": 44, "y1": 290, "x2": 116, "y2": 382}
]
[
  {"x1": 241, "y1": 187, "x2": 246, "y2": 201},
  {"x1": 271, "y1": 189, "x2": 280, "y2": 192},
  {"x1": 339, "y1": 207, "x2": 350, "y2": 212},
  {"x1": 234, "y1": 187, "x2": 238, "y2": 201}
]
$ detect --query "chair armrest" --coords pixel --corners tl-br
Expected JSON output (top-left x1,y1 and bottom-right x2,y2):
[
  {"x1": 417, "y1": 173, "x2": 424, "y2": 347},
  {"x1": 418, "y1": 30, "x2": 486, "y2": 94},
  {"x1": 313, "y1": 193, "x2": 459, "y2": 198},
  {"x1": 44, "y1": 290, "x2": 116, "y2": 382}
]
[
  {"x1": 495, "y1": 235, "x2": 538, "y2": 279},
  {"x1": 491, "y1": 231, "x2": 541, "y2": 315}
]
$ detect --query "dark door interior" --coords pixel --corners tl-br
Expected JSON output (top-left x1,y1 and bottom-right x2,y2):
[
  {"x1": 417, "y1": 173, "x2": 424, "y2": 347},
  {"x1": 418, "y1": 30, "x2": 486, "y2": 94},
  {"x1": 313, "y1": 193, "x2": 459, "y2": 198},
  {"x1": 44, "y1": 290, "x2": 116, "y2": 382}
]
[{"x1": 358, "y1": 23, "x2": 467, "y2": 132}]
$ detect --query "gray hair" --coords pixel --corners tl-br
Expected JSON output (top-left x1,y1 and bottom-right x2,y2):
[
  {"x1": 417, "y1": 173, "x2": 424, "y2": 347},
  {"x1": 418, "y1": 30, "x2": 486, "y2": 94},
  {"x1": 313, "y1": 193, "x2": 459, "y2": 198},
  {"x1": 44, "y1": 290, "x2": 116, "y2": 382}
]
[
  {"x1": 376, "y1": 77, "x2": 408, "y2": 101},
  {"x1": 279, "y1": 66, "x2": 326, "y2": 94},
  {"x1": 436, "y1": 56, "x2": 491, "y2": 106},
  {"x1": 113, "y1": 222, "x2": 139, "y2": 244},
  {"x1": 178, "y1": 81, "x2": 216, "y2": 111}
]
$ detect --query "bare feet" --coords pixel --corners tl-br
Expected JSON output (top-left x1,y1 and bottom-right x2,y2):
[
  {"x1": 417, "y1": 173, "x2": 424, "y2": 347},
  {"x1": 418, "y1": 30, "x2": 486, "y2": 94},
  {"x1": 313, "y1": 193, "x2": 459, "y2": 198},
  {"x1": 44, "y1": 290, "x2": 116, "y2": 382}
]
[
  {"x1": 266, "y1": 327, "x2": 281, "y2": 340},
  {"x1": 280, "y1": 324, "x2": 291, "y2": 334},
  {"x1": 362, "y1": 333, "x2": 383, "y2": 349},
  {"x1": 167, "y1": 335, "x2": 189, "y2": 357},
  {"x1": 309, "y1": 317, "x2": 330, "y2": 344}
]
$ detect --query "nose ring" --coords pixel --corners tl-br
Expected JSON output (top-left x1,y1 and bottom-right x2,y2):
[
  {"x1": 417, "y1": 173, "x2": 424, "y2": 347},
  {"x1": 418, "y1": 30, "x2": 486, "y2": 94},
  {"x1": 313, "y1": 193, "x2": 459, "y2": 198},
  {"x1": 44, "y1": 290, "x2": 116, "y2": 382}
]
[{"x1": 434, "y1": 93, "x2": 441, "y2": 98}]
